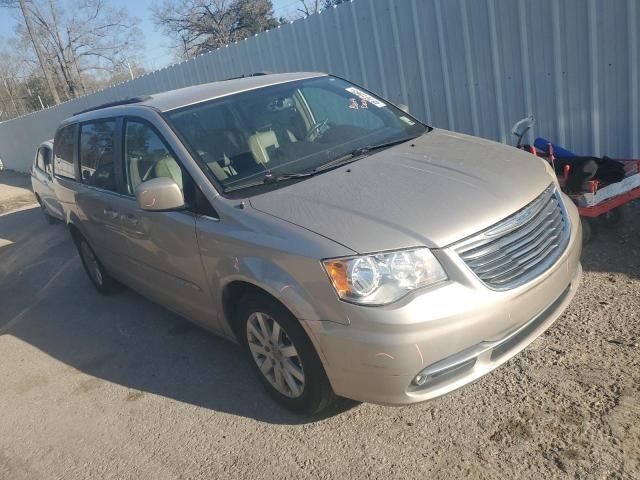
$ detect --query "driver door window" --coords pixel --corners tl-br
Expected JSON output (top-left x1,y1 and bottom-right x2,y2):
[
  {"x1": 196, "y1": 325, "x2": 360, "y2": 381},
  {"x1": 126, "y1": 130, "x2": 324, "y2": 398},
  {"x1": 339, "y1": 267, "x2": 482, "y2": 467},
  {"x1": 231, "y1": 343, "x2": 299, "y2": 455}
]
[{"x1": 124, "y1": 121, "x2": 186, "y2": 195}]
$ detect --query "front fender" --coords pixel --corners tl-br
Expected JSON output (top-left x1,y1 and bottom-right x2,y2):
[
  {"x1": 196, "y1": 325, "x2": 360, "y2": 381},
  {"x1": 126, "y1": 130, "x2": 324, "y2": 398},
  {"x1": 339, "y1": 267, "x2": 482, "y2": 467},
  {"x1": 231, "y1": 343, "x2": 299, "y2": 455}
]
[
  {"x1": 196, "y1": 205, "x2": 354, "y2": 335},
  {"x1": 216, "y1": 254, "x2": 349, "y2": 328}
]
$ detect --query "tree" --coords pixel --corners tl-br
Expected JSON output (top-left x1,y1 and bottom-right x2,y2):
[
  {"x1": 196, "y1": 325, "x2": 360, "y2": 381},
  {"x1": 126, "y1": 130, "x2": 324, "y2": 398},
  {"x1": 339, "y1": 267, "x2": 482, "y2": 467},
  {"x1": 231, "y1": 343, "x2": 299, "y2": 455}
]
[
  {"x1": 26, "y1": 0, "x2": 143, "y2": 98},
  {"x1": 153, "y1": 0, "x2": 278, "y2": 59},
  {"x1": 0, "y1": 41, "x2": 39, "y2": 118},
  {"x1": 296, "y1": 0, "x2": 345, "y2": 16},
  {"x1": 107, "y1": 62, "x2": 147, "y2": 85},
  {"x1": 1, "y1": 0, "x2": 143, "y2": 102},
  {"x1": 15, "y1": 0, "x2": 61, "y2": 104},
  {"x1": 296, "y1": 0, "x2": 320, "y2": 16},
  {"x1": 21, "y1": 74, "x2": 55, "y2": 111},
  {"x1": 322, "y1": 0, "x2": 347, "y2": 8}
]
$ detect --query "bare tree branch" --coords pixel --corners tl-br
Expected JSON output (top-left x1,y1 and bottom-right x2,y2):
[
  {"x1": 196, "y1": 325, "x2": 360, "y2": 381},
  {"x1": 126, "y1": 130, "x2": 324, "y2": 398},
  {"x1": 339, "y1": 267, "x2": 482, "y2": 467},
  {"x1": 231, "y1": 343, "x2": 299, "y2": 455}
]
[
  {"x1": 19, "y1": 0, "x2": 143, "y2": 98},
  {"x1": 152, "y1": 0, "x2": 278, "y2": 59}
]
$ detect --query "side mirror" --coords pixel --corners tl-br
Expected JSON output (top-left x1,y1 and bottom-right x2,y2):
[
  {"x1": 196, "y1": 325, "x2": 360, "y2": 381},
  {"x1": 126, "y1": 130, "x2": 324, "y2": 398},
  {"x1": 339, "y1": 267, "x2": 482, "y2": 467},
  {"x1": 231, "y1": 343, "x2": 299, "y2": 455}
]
[
  {"x1": 398, "y1": 104, "x2": 410, "y2": 114},
  {"x1": 135, "y1": 177, "x2": 184, "y2": 211}
]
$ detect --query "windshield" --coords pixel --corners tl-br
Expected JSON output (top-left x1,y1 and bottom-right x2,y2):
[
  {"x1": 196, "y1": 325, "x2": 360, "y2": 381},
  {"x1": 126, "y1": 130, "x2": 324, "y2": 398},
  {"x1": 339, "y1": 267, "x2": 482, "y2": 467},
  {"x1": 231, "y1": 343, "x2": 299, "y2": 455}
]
[{"x1": 165, "y1": 76, "x2": 427, "y2": 193}]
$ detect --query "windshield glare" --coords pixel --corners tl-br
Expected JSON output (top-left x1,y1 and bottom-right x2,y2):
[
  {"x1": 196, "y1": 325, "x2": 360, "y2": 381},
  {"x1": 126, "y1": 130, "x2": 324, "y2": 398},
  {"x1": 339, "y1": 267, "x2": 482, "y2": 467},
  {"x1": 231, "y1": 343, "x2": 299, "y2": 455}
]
[{"x1": 166, "y1": 76, "x2": 427, "y2": 193}]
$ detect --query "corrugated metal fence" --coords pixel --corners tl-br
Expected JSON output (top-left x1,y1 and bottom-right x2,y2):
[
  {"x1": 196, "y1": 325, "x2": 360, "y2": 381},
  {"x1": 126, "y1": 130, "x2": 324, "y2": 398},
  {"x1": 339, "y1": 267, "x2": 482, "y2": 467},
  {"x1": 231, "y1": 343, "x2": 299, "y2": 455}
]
[{"x1": 1, "y1": 0, "x2": 638, "y2": 172}]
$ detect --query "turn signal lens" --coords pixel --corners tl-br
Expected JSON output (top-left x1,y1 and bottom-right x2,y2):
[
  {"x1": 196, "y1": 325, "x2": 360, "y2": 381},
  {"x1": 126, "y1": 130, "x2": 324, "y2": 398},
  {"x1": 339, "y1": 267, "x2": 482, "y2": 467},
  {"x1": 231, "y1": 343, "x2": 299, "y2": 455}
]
[{"x1": 324, "y1": 259, "x2": 350, "y2": 296}]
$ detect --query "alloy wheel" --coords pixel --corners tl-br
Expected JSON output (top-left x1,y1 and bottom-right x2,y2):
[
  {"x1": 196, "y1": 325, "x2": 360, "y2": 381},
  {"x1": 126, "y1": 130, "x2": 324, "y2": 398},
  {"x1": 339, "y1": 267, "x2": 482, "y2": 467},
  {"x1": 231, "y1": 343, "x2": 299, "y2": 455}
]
[{"x1": 246, "y1": 311, "x2": 305, "y2": 398}]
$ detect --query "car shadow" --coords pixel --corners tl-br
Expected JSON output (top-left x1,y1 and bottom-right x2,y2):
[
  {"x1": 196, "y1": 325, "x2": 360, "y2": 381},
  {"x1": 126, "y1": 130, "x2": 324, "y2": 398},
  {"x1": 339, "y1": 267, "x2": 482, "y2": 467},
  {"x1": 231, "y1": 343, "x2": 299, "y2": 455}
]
[
  {"x1": 0, "y1": 207, "x2": 358, "y2": 425},
  {"x1": 4, "y1": 200, "x2": 636, "y2": 426}
]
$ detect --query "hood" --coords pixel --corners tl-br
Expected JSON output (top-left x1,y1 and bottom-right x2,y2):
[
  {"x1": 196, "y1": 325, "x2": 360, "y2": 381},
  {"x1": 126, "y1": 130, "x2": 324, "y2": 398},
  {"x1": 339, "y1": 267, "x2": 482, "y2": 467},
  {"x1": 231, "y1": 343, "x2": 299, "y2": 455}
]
[{"x1": 249, "y1": 129, "x2": 554, "y2": 253}]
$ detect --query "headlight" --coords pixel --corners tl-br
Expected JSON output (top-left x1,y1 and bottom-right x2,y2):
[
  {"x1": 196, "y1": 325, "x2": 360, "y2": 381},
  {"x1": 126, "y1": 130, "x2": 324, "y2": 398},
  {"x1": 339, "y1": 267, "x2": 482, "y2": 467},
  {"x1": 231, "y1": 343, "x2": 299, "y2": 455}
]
[{"x1": 323, "y1": 248, "x2": 447, "y2": 305}]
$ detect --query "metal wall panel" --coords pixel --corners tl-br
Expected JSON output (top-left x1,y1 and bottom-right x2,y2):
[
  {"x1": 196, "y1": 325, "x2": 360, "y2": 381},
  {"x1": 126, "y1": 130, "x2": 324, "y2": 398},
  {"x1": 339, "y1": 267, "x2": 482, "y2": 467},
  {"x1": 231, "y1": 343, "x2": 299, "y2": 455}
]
[{"x1": 1, "y1": 0, "x2": 637, "y2": 172}]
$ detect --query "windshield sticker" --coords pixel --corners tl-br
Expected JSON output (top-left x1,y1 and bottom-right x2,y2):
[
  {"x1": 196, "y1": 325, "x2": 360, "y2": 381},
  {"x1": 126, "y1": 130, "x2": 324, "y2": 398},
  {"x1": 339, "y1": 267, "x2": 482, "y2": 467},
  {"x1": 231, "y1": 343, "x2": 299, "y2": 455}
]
[
  {"x1": 348, "y1": 97, "x2": 369, "y2": 110},
  {"x1": 399, "y1": 116, "x2": 416, "y2": 126},
  {"x1": 345, "y1": 87, "x2": 385, "y2": 108}
]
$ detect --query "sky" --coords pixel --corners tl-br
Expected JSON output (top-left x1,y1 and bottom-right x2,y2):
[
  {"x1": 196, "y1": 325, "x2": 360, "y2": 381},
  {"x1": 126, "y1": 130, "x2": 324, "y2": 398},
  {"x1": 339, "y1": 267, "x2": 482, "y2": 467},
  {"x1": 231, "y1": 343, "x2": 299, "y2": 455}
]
[{"x1": 0, "y1": 0, "x2": 302, "y2": 71}]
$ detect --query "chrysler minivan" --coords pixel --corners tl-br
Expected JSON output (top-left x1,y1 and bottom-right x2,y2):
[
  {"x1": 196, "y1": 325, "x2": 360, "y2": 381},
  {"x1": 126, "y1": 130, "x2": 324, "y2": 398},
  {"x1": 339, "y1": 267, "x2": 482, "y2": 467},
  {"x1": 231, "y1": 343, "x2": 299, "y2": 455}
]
[{"x1": 51, "y1": 73, "x2": 582, "y2": 414}]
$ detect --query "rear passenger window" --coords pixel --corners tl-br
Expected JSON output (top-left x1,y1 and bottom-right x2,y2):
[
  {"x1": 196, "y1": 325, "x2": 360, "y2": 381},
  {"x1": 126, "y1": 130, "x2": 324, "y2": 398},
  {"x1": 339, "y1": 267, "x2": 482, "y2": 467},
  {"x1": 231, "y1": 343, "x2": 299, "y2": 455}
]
[
  {"x1": 124, "y1": 121, "x2": 187, "y2": 195},
  {"x1": 53, "y1": 125, "x2": 77, "y2": 180},
  {"x1": 80, "y1": 121, "x2": 117, "y2": 192}
]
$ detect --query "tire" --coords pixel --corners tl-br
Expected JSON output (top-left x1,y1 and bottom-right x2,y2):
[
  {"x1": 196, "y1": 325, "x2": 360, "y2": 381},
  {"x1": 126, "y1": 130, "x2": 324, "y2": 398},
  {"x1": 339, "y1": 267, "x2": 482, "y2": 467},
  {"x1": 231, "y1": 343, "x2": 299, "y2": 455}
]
[
  {"x1": 76, "y1": 235, "x2": 121, "y2": 295},
  {"x1": 237, "y1": 293, "x2": 336, "y2": 415},
  {"x1": 36, "y1": 195, "x2": 57, "y2": 224}
]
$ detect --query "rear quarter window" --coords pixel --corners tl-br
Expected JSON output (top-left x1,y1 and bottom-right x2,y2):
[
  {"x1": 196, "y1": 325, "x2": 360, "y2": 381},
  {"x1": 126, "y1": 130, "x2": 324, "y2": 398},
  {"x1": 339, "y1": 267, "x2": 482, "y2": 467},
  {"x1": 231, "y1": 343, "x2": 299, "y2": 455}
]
[{"x1": 53, "y1": 125, "x2": 77, "y2": 180}]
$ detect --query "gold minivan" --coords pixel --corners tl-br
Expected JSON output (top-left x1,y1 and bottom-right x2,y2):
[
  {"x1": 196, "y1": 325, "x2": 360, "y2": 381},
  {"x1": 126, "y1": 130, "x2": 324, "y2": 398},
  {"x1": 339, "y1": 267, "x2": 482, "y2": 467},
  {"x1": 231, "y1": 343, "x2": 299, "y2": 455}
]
[{"x1": 51, "y1": 73, "x2": 582, "y2": 414}]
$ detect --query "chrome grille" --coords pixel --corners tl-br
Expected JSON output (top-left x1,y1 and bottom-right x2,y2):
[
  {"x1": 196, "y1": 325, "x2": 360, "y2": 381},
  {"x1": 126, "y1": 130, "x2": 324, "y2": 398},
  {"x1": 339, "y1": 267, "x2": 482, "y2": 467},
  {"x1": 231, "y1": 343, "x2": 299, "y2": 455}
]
[{"x1": 455, "y1": 185, "x2": 570, "y2": 290}]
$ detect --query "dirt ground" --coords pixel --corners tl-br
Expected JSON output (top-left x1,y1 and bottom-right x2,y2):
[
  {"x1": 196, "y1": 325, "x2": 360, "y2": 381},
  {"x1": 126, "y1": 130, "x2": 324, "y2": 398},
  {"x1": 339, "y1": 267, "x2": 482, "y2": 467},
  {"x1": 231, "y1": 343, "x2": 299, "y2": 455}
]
[
  {"x1": 0, "y1": 171, "x2": 638, "y2": 480},
  {"x1": 0, "y1": 170, "x2": 36, "y2": 214}
]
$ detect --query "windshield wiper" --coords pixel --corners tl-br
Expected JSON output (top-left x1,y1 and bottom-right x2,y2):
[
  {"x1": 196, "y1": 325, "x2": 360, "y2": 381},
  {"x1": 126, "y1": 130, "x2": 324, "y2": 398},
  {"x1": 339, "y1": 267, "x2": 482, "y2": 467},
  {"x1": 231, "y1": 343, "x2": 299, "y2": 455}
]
[
  {"x1": 228, "y1": 136, "x2": 420, "y2": 192},
  {"x1": 312, "y1": 136, "x2": 420, "y2": 173},
  {"x1": 351, "y1": 136, "x2": 419, "y2": 157},
  {"x1": 262, "y1": 171, "x2": 316, "y2": 184}
]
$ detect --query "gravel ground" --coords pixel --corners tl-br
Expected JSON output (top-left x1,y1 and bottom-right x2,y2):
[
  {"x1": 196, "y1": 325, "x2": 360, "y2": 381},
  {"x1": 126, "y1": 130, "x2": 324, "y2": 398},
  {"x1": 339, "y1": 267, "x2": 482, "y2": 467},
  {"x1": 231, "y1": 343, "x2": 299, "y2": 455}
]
[{"x1": 0, "y1": 172, "x2": 638, "y2": 479}]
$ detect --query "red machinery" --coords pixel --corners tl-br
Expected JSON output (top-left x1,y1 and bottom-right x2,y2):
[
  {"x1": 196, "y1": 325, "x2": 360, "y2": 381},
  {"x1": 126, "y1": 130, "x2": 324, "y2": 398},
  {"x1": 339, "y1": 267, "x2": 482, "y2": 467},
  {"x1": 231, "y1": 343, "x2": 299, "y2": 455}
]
[{"x1": 512, "y1": 116, "x2": 640, "y2": 243}]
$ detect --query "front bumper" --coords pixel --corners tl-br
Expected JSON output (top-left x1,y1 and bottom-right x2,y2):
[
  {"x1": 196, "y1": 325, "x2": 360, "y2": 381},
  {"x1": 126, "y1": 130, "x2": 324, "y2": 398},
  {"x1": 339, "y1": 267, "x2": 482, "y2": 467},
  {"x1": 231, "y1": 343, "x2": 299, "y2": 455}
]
[{"x1": 303, "y1": 197, "x2": 583, "y2": 405}]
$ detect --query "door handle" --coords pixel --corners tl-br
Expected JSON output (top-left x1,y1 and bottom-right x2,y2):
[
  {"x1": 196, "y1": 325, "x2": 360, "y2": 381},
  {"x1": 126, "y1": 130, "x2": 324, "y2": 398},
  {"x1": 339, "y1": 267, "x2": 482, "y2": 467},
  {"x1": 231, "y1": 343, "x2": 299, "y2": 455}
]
[
  {"x1": 122, "y1": 214, "x2": 139, "y2": 226},
  {"x1": 103, "y1": 208, "x2": 119, "y2": 219}
]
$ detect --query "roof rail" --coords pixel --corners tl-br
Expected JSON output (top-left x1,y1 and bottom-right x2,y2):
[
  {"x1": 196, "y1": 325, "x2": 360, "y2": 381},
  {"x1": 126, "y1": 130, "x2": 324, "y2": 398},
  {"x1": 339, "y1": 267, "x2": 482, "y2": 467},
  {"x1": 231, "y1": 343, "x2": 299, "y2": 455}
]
[
  {"x1": 223, "y1": 72, "x2": 272, "y2": 81},
  {"x1": 73, "y1": 96, "x2": 151, "y2": 116}
]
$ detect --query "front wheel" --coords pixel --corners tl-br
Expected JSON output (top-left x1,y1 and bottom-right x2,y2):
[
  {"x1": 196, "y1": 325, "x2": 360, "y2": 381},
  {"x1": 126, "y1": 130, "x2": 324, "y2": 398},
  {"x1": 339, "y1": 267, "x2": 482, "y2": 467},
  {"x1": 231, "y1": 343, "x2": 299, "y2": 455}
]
[
  {"x1": 76, "y1": 236, "x2": 121, "y2": 294},
  {"x1": 238, "y1": 293, "x2": 336, "y2": 415}
]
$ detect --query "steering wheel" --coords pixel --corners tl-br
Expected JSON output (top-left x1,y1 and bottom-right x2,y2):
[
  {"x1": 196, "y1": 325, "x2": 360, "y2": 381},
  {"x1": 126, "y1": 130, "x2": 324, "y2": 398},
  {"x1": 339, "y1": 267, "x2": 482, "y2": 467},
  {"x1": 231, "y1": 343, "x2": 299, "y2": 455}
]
[{"x1": 304, "y1": 119, "x2": 329, "y2": 142}]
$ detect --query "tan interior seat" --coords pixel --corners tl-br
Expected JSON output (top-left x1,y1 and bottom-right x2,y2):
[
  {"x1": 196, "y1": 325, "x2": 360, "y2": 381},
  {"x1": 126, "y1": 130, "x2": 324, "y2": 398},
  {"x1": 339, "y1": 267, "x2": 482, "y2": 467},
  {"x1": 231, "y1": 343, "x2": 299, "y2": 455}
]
[
  {"x1": 207, "y1": 161, "x2": 229, "y2": 180},
  {"x1": 249, "y1": 130, "x2": 279, "y2": 164},
  {"x1": 152, "y1": 156, "x2": 183, "y2": 190},
  {"x1": 128, "y1": 157, "x2": 143, "y2": 193},
  {"x1": 196, "y1": 150, "x2": 236, "y2": 181}
]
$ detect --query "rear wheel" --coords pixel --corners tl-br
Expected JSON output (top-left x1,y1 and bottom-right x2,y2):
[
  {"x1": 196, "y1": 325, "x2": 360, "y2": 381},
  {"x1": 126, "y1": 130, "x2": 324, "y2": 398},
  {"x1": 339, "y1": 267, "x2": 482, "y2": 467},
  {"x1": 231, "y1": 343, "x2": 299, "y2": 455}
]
[
  {"x1": 36, "y1": 195, "x2": 57, "y2": 224},
  {"x1": 238, "y1": 293, "x2": 336, "y2": 415},
  {"x1": 76, "y1": 236, "x2": 121, "y2": 294}
]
